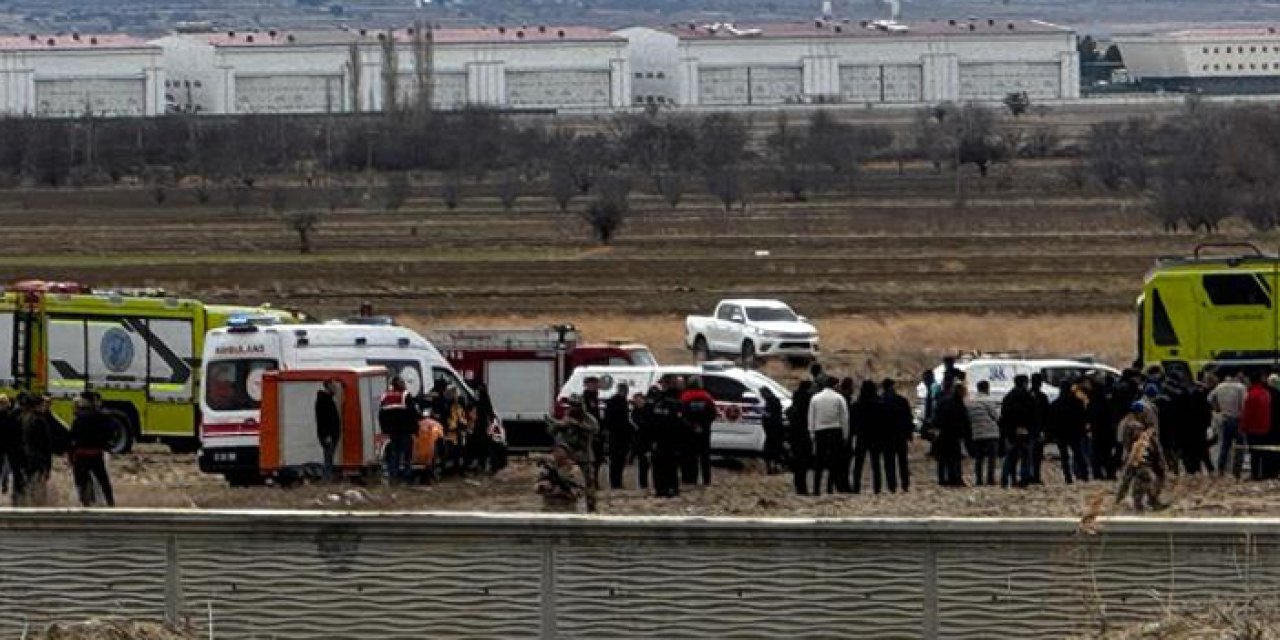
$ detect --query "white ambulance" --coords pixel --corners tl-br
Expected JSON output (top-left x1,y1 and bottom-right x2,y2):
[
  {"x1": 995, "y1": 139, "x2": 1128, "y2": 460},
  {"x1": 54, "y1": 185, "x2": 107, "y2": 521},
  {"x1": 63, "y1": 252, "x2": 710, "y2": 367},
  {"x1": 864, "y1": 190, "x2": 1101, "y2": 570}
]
[{"x1": 199, "y1": 320, "x2": 472, "y2": 485}]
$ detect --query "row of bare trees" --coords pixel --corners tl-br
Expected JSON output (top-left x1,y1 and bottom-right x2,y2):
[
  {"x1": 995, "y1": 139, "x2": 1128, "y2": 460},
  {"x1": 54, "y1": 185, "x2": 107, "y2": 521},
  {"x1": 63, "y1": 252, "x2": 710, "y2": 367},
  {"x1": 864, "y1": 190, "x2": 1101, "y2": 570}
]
[{"x1": 1077, "y1": 98, "x2": 1280, "y2": 232}]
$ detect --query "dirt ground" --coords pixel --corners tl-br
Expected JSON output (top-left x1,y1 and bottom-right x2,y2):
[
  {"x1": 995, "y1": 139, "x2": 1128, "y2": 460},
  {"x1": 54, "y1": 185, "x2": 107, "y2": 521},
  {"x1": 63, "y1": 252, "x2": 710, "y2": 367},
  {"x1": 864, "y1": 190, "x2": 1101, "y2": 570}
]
[{"x1": 19, "y1": 443, "x2": 1280, "y2": 521}]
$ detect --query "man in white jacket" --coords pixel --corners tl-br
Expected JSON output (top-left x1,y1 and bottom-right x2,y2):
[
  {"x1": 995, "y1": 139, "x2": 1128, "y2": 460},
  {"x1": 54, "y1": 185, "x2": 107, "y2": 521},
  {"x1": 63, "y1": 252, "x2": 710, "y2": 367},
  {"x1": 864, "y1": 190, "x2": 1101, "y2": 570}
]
[{"x1": 809, "y1": 377, "x2": 850, "y2": 496}]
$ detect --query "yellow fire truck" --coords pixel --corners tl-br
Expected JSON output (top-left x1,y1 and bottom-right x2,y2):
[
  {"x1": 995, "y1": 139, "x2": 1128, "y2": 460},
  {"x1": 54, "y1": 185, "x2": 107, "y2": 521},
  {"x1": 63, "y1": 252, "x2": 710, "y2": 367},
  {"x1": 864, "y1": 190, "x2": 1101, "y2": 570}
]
[
  {"x1": 1, "y1": 281, "x2": 303, "y2": 453},
  {"x1": 1138, "y1": 243, "x2": 1280, "y2": 378}
]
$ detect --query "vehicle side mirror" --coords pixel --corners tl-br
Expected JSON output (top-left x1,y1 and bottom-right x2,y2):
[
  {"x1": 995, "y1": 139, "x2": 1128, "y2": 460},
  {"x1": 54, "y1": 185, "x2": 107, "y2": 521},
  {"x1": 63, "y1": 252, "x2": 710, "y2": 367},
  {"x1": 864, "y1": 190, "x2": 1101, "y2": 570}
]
[{"x1": 797, "y1": 315, "x2": 809, "y2": 323}]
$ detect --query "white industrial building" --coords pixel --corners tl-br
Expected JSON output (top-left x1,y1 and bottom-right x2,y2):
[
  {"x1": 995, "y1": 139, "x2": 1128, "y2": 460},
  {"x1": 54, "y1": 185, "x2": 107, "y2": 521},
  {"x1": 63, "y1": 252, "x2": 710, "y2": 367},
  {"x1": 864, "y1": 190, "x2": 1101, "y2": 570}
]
[
  {"x1": 153, "y1": 26, "x2": 631, "y2": 114},
  {"x1": 618, "y1": 18, "x2": 1079, "y2": 107},
  {"x1": 1116, "y1": 26, "x2": 1280, "y2": 94},
  {"x1": 0, "y1": 34, "x2": 163, "y2": 117}
]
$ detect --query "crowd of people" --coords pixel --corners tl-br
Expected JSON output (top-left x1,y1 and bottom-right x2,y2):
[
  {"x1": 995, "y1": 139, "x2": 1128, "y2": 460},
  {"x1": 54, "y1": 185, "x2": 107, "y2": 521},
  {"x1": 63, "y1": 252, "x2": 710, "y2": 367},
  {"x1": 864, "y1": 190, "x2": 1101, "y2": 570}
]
[
  {"x1": 373, "y1": 376, "x2": 506, "y2": 483},
  {"x1": 0, "y1": 391, "x2": 117, "y2": 507},
  {"x1": 536, "y1": 358, "x2": 1280, "y2": 514},
  {"x1": 919, "y1": 359, "x2": 1279, "y2": 511}
]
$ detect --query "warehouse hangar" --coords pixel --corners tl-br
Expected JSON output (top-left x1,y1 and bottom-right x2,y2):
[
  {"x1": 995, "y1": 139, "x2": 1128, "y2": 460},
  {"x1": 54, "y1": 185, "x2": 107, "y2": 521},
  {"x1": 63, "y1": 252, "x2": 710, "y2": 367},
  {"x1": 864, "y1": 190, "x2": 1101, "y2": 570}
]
[
  {"x1": 154, "y1": 25, "x2": 631, "y2": 115},
  {"x1": 0, "y1": 34, "x2": 163, "y2": 117},
  {"x1": 619, "y1": 17, "x2": 1080, "y2": 107},
  {"x1": 1116, "y1": 26, "x2": 1280, "y2": 94}
]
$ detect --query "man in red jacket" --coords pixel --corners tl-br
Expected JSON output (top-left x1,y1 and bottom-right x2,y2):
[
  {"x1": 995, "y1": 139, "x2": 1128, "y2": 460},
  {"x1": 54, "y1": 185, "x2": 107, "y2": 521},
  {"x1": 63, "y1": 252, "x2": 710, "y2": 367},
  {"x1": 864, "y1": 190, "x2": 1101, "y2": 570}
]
[
  {"x1": 679, "y1": 377, "x2": 718, "y2": 487},
  {"x1": 1240, "y1": 370, "x2": 1273, "y2": 481}
]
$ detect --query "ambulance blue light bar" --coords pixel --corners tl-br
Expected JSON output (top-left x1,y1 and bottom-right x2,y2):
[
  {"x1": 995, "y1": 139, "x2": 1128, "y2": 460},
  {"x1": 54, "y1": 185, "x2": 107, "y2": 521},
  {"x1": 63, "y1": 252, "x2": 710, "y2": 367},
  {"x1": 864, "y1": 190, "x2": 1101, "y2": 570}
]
[{"x1": 226, "y1": 317, "x2": 260, "y2": 333}]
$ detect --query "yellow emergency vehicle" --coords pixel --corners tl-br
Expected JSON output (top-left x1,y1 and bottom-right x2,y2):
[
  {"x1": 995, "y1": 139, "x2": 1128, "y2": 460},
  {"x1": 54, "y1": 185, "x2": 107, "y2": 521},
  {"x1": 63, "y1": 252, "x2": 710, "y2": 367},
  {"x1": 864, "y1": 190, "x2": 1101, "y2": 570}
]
[
  {"x1": 1, "y1": 281, "x2": 303, "y2": 453},
  {"x1": 1138, "y1": 243, "x2": 1280, "y2": 378}
]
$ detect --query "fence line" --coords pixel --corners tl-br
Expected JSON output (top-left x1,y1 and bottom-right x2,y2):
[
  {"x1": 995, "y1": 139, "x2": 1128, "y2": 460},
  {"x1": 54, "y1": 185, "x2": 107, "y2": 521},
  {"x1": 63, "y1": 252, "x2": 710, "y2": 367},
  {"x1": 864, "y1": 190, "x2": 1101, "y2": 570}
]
[{"x1": 1, "y1": 510, "x2": 1278, "y2": 639}]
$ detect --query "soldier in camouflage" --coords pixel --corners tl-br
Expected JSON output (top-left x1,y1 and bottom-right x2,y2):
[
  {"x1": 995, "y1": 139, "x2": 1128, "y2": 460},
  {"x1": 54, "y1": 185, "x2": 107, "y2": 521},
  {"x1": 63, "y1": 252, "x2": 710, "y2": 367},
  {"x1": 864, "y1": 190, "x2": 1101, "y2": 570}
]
[
  {"x1": 1116, "y1": 401, "x2": 1169, "y2": 512},
  {"x1": 545, "y1": 395, "x2": 601, "y2": 512}
]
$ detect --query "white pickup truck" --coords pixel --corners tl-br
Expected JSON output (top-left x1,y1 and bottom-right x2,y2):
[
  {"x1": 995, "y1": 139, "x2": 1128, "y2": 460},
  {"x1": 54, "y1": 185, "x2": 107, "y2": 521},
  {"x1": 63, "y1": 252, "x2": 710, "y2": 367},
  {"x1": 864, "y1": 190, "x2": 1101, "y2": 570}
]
[{"x1": 685, "y1": 299, "x2": 819, "y2": 367}]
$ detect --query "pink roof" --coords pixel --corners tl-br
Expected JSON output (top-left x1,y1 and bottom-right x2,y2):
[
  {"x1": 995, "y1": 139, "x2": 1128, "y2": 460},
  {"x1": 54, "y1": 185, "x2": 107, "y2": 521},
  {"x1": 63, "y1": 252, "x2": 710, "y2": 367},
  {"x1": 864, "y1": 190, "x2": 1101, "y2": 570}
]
[
  {"x1": 662, "y1": 19, "x2": 1068, "y2": 41},
  {"x1": 0, "y1": 34, "x2": 151, "y2": 50},
  {"x1": 201, "y1": 25, "x2": 621, "y2": 48}
]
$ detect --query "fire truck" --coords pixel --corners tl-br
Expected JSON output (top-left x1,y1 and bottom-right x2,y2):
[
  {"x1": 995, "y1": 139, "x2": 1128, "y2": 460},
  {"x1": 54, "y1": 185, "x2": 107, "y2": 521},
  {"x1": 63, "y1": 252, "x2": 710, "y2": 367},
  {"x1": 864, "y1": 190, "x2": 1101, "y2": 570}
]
[
  {"x1": 429, "y1": 325, "x2": 656, "y2": 450},
  {"x1": 0, "y1": 280, "x2": 303, "y2": 453}
]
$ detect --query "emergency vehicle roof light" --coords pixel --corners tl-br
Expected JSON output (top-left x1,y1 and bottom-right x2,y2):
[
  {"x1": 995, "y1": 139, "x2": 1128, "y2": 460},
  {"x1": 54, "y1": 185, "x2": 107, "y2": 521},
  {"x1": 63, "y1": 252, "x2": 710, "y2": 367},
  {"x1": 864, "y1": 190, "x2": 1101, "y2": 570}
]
[{"x1": 226, "y1": 316, "x2": 260, "y2": 333}]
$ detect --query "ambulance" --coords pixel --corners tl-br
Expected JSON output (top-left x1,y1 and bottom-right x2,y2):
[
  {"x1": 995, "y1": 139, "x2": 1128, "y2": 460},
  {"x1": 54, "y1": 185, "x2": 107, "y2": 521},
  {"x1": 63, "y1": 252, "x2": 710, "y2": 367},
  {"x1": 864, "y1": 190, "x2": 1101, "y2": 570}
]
[
  {"x1": 199, "y1": 321, "x2": 473, "y2": 485},
  {"x1": 0, "y1": 280, "x2": 302, "y2": 453},
  {"x1": 1139, "y1": 243, "x2": 1280, "y2": 378}
]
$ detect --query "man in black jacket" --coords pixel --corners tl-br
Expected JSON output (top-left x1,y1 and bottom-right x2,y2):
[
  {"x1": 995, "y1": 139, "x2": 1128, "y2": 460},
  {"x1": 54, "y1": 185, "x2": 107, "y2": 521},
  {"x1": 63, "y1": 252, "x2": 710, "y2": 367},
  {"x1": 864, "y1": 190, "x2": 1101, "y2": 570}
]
[
  {"x1": 881, "y1": 379, "x2": 914, "y2": 493},
  {"x1": 648, "y1": 384, "x2": 684, "y2": 498},
  {"x1": 1029, "y1": 373, "x2": 1050, "y2": 484},
  {"x1": 0, "y1": 394, "x2": 24, "y2": 505},
  {"x1": 1000, "y1": 375, "x2": 1035, "y2": 488},
  {"x1": 21, "y1": 394, "x2": 60, "y2": 505},
  {"x1": 69, "y1": 392, "x2": 115, "y2": 507},
  {"x1": 787, "y1": 381, "x2": 814, "y2": 495},
  {"x1": 316, "y1": 379, "x2": 342, "y2": 482},
  {"x1": 604, "y1": 383, "x2": 634, "y2": 490},
  {"x1": 933, "y1": 385, "x2": 970, "y2": 487},
  {"x1": 1048, "y1": 381, "x2": 1089, "y2": 484}
]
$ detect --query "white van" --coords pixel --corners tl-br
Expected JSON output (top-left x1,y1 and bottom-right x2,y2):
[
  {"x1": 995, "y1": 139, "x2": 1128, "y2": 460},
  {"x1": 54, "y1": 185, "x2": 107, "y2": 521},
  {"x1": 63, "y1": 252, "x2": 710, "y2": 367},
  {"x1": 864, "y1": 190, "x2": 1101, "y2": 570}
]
[
  {"x1": 914, "y1": 357, "x2": 1121, "y2": 422},
  {"x1": 556, "y1": 362, "x2": 792, "y2": 455},
  {"x1": 199, "y1": 321, "x2": 473, "y2": 484}
]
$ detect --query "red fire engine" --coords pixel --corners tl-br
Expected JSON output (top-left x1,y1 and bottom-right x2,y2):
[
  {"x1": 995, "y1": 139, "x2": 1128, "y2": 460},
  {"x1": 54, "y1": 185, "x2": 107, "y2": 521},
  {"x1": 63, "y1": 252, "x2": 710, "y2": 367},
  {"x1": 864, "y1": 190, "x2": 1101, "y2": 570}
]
[{"x1": 429, "y1": 325, "x2": 656, "y2": 450}]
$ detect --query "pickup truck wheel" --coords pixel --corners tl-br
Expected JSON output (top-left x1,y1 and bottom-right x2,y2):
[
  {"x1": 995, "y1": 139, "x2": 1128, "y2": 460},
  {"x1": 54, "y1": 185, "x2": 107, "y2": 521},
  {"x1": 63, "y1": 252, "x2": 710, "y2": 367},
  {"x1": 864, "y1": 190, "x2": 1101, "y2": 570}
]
[
  {"x1": 693, "y1": 336, "x2": 711, "y2": 362},
  {"x1": 740, "y1": 341, "x2": 757, "y2": 369}
]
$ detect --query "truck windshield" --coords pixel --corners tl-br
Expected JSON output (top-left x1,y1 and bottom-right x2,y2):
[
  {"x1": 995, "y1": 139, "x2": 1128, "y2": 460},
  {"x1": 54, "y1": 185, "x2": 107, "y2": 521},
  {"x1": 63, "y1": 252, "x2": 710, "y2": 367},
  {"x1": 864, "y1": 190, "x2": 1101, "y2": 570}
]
[
  {"x1": 746, "y1": 307, "x2": 797, "y2": 322},
  {"x1": 628, "y1": 348, "x2": 657, "y2": 367},
  {"x1": 205, "y1": 359, "x2": 278, "y2": 411}
]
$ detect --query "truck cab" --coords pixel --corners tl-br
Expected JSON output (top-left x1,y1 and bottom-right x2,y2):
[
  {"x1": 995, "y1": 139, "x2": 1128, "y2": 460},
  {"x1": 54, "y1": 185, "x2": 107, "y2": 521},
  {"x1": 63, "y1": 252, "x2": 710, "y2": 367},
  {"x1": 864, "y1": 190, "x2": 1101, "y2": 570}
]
[{"x1": 430, "y1": 325, "x2": 656, "y2": 450}]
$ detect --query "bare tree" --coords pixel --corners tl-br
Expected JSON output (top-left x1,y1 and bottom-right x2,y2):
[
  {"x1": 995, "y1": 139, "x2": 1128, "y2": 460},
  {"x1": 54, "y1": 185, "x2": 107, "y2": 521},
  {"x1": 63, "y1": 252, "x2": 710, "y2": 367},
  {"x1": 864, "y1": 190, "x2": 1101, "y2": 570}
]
[
  {"x1": 1148, "y1": 106, "x2": 1228, "y2": 232},
  {"x1": 284, "y1": 210, "x2": 322, "y2": 254},
  {"x1": 582, "y1": 173, "x2": 630, "y2": 244},
  {"x1": 1085, "y1": 119, "x2": 1151, "y2": 191},
  {"x1": 381, "y1": 171, "x2": 411, "y2": 212},
  {"x1": 379, "y1": 32, "x2": 399, "y2": 114},
  {"x1": 766, "y1": 113, "x2": 816, "y2": 201},
  {"x1": 411, "y1": 21, "x2": 434, "y2": 113},
  {"x1": 347, "y1": 44, "x2": 363, "y2": 112},
  {"x1": 496, "y1": 169, "x2": 523, "y2": 212},
  {"x1": 698, "y1": 112, "x2": 749, "y2": 212}
]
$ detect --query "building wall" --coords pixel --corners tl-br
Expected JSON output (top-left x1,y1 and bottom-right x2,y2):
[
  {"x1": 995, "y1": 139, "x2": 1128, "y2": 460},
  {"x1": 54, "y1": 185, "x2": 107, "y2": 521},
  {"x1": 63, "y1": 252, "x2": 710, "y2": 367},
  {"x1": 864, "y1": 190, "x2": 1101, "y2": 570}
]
[
  {"x1": 1118, "y1": 35, "x2": 1280, "y2": 82},
  {"x1": 674, "y1": 30, "x2": 1078, "y2": 106},
  {"x1": 616, "y1": 27, "x2": 679, "y2": 106},
  {"x1": 157, "y1": 34, "x2": 630, "y2": 114},
  {"x1": 0, "y1": 47, "x2": 162, "y2": 117}
]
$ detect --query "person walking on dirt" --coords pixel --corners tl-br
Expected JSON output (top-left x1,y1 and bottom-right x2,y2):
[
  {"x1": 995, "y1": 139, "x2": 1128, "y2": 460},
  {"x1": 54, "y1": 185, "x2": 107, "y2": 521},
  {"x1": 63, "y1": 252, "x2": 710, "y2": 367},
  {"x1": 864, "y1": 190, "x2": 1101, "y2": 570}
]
[
  {"x1": 829, "y1": 377, "x2": 856, "y2": 494},
  {"x1": 1048, "y1": 380, "x2": 1090, "y2": 484},
  {"x1": 809, "y1": 376, "x2": 849, "y2": 496},
  {"x1": 787, "y1": 380, "x2": 815, "y2": 495},
  {"x1": 760, "y1": 386, "x2": 786, "y2": 475},
  {"x1": 604, "y1": 383, "x2": 634, "y2": 490},
  {"x1": 1000, "y1": 375, "x2": 1035, "y2": 489},
  {"x1": 631, "y1": 390, "x2": 655, "y2": 490},
  {"x1": 881, "y1": 379, "x2": 913, "y2": 493},
  {"x1": 649, "y1": 385, "x2": 685, "y2": 498},
  {"x1": 1028, "y1": 373, "x2": 1050, "y2": 485},
  {"x1": 546, "y1": 395, "x2": 601, "y2": 512},
  {"x1": 1116, "y1": 401, "x2": 1168, "y2": 512},
  {"x1": 379, "y1": 377, "x2": 418, "y2": 483},
  {"x1": 966, "y1": 381, "x2": 1001, "y2": 486},
  {"x1": 932, "y1": 384, "x2": 970, "y2": 488},
  {"x1": 315, "y1": 379, "x2": 342, "y2": 482},
  {"x1": 1240, "y1": 370, "x2": 1272, "y2": 481},
  {"x1": 20, "y1": 394, "x2": 62, "y2": 506},
  {"x1": 469, "y1": 382, "x2": 497, "y2": 474},
  {"x1": 0, "y1": 394, "x2": 23, "y2": 503},
  {"x1": 68, "y1": 392, "x2": 116, "y2": 507},
  {"x1": 582, "y1": 376, "x2": 605, "y2": 487},
  {"x1": 849, "y1": 381, "x2": 882, "y2": 494},
  {"x1": 1208, "y1": 368, "x2": 1247, "y2": 478},
  {"x1": 679, "y1": 377, "x2": 718, "y2": 487}
]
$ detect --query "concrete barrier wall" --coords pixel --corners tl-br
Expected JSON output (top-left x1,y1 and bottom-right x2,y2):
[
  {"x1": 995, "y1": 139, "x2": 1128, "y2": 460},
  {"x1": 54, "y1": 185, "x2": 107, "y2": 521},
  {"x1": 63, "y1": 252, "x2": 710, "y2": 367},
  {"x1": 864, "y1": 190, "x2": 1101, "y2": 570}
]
[{"x1": 1, "y1": 511, "x2": 1278, "y2": 639}]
